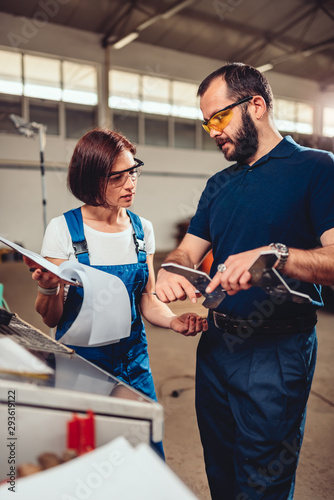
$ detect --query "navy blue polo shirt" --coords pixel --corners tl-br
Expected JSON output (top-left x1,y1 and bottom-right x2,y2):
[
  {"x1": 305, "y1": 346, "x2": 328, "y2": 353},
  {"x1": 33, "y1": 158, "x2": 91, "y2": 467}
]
[{"x1": 188, "y1": 136, "x2": 334, "y2": 319}]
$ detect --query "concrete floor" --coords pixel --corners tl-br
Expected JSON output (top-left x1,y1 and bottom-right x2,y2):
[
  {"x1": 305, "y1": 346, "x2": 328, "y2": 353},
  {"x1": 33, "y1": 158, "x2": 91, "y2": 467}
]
[{"x1": 1, "y1": 258, "x2": 333, "y2": 499}]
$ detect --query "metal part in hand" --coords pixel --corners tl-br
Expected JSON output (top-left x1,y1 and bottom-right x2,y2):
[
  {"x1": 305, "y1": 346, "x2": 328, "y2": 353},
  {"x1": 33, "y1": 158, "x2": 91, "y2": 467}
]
[
  {"x1": 248, "y1": 251, "x2": 312, "y2": 304},
  {"x1": 161, "y1": 264, "x2": 226, "y2": 309}
]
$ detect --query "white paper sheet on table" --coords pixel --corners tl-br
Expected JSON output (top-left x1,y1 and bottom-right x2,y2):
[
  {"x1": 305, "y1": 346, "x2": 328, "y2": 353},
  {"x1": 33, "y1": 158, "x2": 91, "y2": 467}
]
[
  {"x1": 0, "y1": 337, "x2": 54, "y2": 377},
  {"x1": 0, "y1": 237, "x2": 131, "y2": 346},
  {"x1": 0, "y1": 437, "x2": 199, "y2": 500}
]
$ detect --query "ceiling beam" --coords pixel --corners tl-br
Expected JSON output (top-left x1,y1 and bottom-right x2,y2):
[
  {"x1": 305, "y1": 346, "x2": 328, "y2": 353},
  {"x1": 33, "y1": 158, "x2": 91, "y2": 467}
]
[
  {"x1": 103, "y1": 0, "x2": 198, "y2": 49},
  {"x1": 101, "y1": 1, "x2": 139, "y2": 47},
  {"x1": 235, "y1": 3, "x2": 320, "y2": 63},
  {"x1": 256, "y1": 36, "x2": 334, "y2": 75}
]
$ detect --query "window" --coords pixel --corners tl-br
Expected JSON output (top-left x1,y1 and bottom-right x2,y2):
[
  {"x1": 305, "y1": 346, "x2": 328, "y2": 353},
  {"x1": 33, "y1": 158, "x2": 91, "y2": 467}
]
[
  {"x1": 171, "y1": 81, "x2": 202, "y2": 119},
  {"x1": 175, "y1": 119, "x2": 196, "y2": 149},
  {"x1": 109, "y1": 70, "x2": 202, "y2": 120},
  {"x1": 145, "y1": 116, "x2": 169, "y2": 147},
  {"x1": 109, "y1": 70, "x2": 140, "y2": 111},
  {"x1": 24, "y1": 55, "x2": 61, "y2": 101},
  {"x1": 0, "y1": 95, "x2": 22, "y2": 133},
  {"x1": 323, "y1": 107, "x2": 334, "y2": 137},
  {"x1": 65, "y1": 104, "x2": 97, "y2": 139},
  {"x1": 63, "y1": 61, "x2": 97, "y2": 105},
  {"x1": 0, "y1": 50, "x2": 97, "y2": 106},
  {"x1": 0, "y1": 50, "x2": 22, "y2": 95},
  {"x1": 274, "y1": 98, "x2": 314, "y2": 134},
  {"x1": 29, "y1": 100, "x2": 59, "y2": 135},
  {"x1": 112, "y1": 111, "x2": 139, "y2": 143},
  {"x1": 142, "y1": 75, "x2": 170, "y2": 115}
]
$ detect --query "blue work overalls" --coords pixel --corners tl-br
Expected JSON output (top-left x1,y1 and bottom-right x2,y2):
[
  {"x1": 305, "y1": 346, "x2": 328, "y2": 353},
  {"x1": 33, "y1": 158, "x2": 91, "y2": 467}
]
[{"x1": 56, "y1": 207, "x2": 164, "y2": 457}]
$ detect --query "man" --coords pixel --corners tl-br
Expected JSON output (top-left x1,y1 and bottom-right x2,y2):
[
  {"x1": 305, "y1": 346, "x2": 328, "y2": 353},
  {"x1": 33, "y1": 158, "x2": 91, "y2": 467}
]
[{"x1": 156, "y1": 63, "x2": 334, "y2": 499}]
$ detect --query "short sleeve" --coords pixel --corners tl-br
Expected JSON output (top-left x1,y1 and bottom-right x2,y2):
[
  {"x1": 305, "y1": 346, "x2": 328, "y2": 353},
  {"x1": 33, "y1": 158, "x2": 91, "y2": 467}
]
[
  {"x1": 308, "y1": 151, "x2": 334, "y2": 239},
  {"x1": 41, "y1": 216, "x2": 73, "y2": 259},
  {"x1": 141, "y1": 217, "x2": 155, "y2": 255},
  {"x1": 187, "y1": 179, "x2": 212, "y2": 242}
]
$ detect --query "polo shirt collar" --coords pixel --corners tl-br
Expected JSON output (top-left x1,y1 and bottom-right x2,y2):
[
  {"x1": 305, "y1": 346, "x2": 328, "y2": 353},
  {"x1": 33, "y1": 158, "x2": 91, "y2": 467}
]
[{"x1": 251, "y1": 135, "x2": 298, "y2": 168}]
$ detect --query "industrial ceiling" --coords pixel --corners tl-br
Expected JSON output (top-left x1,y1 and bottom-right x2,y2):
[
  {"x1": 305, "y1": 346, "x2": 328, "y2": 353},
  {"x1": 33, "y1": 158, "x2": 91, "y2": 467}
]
[{"x1": 1, "y1": 0, "x2": 333, "y2": 89}]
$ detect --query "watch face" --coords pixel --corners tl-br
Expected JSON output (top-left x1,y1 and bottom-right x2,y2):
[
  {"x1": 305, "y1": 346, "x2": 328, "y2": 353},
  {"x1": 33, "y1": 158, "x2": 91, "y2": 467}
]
[{"x1": 275, "y1": 243, "x2": 288, "y2": 253}]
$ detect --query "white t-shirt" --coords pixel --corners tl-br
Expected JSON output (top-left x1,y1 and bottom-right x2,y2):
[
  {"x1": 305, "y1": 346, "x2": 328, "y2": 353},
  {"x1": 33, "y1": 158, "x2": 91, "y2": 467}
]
[{"x1": 41, "y1": 214, "x2": 155, "y2": 265}]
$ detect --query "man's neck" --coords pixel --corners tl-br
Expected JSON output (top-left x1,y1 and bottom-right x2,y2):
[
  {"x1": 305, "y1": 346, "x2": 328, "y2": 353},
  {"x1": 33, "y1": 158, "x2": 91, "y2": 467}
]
[{"x1": 248, "y1": 128, "x2": 283, "y2": 166}]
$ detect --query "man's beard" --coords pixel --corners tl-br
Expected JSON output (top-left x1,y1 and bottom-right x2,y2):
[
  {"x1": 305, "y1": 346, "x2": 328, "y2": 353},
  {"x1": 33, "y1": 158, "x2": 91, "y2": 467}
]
[{"x1": 216, "y1": 109, "x2": 259, "y2": 164}]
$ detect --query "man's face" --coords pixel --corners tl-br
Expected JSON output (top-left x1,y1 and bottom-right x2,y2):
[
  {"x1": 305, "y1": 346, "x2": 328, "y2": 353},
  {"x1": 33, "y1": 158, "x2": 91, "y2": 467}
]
[
  {"x1": 216, "y1": 107, "x2": 259, "y2": 163},
  {"x1": 200, "y1": 78, "x2": 259, "y2": 164}
]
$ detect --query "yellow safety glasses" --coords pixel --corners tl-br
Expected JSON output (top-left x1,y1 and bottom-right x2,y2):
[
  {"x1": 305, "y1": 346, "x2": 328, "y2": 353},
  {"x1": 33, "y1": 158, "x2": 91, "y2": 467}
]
[{"x1": 202, "y1": 96, "x2": 254, "y2": 134}]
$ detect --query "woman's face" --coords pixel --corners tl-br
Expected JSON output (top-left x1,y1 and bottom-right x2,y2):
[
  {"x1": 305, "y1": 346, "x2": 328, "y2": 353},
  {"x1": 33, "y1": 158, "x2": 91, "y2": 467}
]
[{"x1": 105, "y1": 150, "x2": 139, "y2": 208}]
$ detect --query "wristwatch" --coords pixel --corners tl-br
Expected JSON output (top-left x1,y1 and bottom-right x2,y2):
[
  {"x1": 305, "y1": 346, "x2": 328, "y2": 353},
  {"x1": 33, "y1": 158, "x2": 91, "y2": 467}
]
[{"x1": 269, "y1": 243, "x2": 289, "y2": 270}]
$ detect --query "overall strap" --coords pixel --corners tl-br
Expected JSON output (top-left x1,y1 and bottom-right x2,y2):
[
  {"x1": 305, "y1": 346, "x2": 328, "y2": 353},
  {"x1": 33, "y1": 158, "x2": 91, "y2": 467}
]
[
  {"x1": 63, "y1": 207, "x2": 90, "y2": 265},
  {"x1": 127, "y1": 210, "x2": 147, "y2": 264}
]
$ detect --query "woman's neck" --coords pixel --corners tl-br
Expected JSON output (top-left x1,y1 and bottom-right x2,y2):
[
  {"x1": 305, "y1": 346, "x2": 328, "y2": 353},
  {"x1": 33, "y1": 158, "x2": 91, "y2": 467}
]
[{"x1": 81, "y1": 205, "x2": 130, "y2": 233}]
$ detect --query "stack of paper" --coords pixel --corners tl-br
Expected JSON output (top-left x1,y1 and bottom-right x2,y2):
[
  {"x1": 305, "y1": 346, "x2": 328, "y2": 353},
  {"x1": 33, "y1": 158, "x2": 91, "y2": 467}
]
[
  {"x1": 0, "y1": 337, "x2": 54, "y2": 378},
  {"x1": 0, "y1": 437, "x2": 199, "y2": 499}
]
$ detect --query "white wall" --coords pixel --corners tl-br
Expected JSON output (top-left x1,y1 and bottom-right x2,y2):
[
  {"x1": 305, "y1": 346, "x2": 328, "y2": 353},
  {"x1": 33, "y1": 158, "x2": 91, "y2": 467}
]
[
  {"x1": 0, "y1": 142, "x2": 225, "y2": 252},
  {"x1": 0, "y1": 12, "x2": 331, "y2": 253}
]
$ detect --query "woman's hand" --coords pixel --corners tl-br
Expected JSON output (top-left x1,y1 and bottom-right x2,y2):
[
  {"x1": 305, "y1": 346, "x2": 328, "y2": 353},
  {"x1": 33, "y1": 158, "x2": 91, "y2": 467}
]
[
  {"x1": 23, "y1": 256, "x2": 61, "y2": 289},
  {"x1": 169, "y1": 313, "x2": 208, "y2": 337}
]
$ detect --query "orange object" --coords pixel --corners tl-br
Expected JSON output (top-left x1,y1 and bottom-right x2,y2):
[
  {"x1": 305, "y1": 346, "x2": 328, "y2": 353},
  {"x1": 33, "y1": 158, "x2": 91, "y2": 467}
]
[
  {"x1": 67, "y1": 410, "x2": 95, "y2": 455},
  {"x1": 200, "y1": 251, "x2": 213, "y2": 275}
]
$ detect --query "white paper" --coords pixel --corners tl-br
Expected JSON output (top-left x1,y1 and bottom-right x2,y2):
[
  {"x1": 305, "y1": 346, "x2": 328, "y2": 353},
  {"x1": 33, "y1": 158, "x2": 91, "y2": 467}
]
[
  {"x1": 57, "y1": 261, "x2": 131, "y2": 346},
  {"x1": 0, "y1": 437, "x2": 199, "y2": 500},
  {"x1": 0, "y1": 337, "x2": 54, "y2": 377},
  {"x1": 0, "y1": 236, "x2": 78, "y2": 285},
  {"x1": 0, "y1": 237, "x2": 131, "y2": 346}
]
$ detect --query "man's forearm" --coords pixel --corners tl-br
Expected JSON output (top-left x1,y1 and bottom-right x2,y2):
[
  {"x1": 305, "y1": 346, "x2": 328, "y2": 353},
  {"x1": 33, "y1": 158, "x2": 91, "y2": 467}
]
[
  {"x1": 283, "y1": 245, "x2": 334, "y2": 285},
  {"x1": 163, "y1": 248, "x2": 195, "y2": 268}
]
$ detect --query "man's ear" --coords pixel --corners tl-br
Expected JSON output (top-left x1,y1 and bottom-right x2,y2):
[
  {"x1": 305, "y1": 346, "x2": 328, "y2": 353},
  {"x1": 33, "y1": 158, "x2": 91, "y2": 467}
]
[{"x1": 251, "y1": 95, "x2": 267, "y2": 120}]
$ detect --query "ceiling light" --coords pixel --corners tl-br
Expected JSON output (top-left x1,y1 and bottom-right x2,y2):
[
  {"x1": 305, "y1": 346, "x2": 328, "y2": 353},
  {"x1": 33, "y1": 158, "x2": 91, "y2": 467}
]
[
  {"x1": 161, "y1": 0, "x2": 196, "y2": 19},
  {"x1": 256, "y1": 63, "x2": 274, "y2": 73},
  {"x1": 112, "y1": 32, "x2": 139, "y2": 50}
]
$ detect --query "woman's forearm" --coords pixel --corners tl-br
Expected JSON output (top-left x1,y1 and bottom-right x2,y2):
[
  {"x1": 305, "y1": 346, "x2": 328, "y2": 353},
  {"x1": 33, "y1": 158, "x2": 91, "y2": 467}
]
[
  {"x1": 35, "y1": 287, "x2": 64, "y2": 328},
  {"x1": 140, "y1": 295, "x2": 176, "y2": 328}
]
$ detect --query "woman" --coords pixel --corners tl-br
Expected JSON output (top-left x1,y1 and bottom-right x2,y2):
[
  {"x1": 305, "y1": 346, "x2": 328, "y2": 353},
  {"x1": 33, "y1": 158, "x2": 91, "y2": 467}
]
[{"x1": 25, "y1": 129, "x2": 207, "y2": 450}]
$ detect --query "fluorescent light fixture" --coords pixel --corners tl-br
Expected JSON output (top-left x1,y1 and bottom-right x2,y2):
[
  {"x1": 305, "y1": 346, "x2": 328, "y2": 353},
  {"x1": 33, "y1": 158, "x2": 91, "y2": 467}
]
[
  {"x1": 256, "y1": 63, "x2": 274, "y2": 73},
  {"x1": 113, "y1": 32, "x2": 139, "y2": 50},
  {"x1": 161, "y1": 0, "x2": 195, "y2": 19}
]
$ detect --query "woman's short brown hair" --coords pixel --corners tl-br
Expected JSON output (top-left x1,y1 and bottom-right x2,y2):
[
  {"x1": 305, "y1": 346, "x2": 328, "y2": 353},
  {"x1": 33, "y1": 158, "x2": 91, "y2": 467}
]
[{"x1": 67, "y1": 128, "x2": 136, "y2": 207}]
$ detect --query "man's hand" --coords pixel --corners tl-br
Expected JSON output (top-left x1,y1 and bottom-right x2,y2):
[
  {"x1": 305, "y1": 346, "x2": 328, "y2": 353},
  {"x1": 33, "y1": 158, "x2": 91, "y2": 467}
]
[
  {"x1": 170, "y1": 313, "x2": 208, "y2": 336},
  {"x1": 156, "y1": 268, "x2": 199, "y2": 304},
  {"x1": 206, "y1": 247, "x2": 269, "y2": 296}
]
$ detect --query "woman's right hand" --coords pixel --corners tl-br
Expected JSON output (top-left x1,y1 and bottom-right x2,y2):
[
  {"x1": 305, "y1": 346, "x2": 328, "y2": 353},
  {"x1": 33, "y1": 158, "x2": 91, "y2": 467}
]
[
  {"x1": 23, "y1": 256, "x2": 61, "y2": 290},
  {"x1": 23, "y1": 256, "x2": 65, "y2": 328}
]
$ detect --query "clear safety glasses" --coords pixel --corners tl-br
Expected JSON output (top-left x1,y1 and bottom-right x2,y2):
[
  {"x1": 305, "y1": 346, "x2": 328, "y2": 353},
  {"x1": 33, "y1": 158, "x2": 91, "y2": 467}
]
[{"x1": 107, "y1": 158, "x2": 144, "y2": 187}]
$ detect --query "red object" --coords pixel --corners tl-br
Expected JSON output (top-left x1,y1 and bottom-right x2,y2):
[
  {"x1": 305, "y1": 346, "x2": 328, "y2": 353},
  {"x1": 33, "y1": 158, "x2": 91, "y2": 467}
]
[{"x1": 67, "y1": 410, "x2": 95, "y2": 455}]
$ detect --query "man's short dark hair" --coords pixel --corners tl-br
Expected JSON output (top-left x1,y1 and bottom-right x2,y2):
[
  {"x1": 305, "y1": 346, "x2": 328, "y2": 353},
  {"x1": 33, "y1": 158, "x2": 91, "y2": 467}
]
[
  {"x1": 197, "y1": 62, "x2": 273, "y2": 113},
  {"x1": 67, "y1": 128, "x2": 136, "y2": 207}
]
